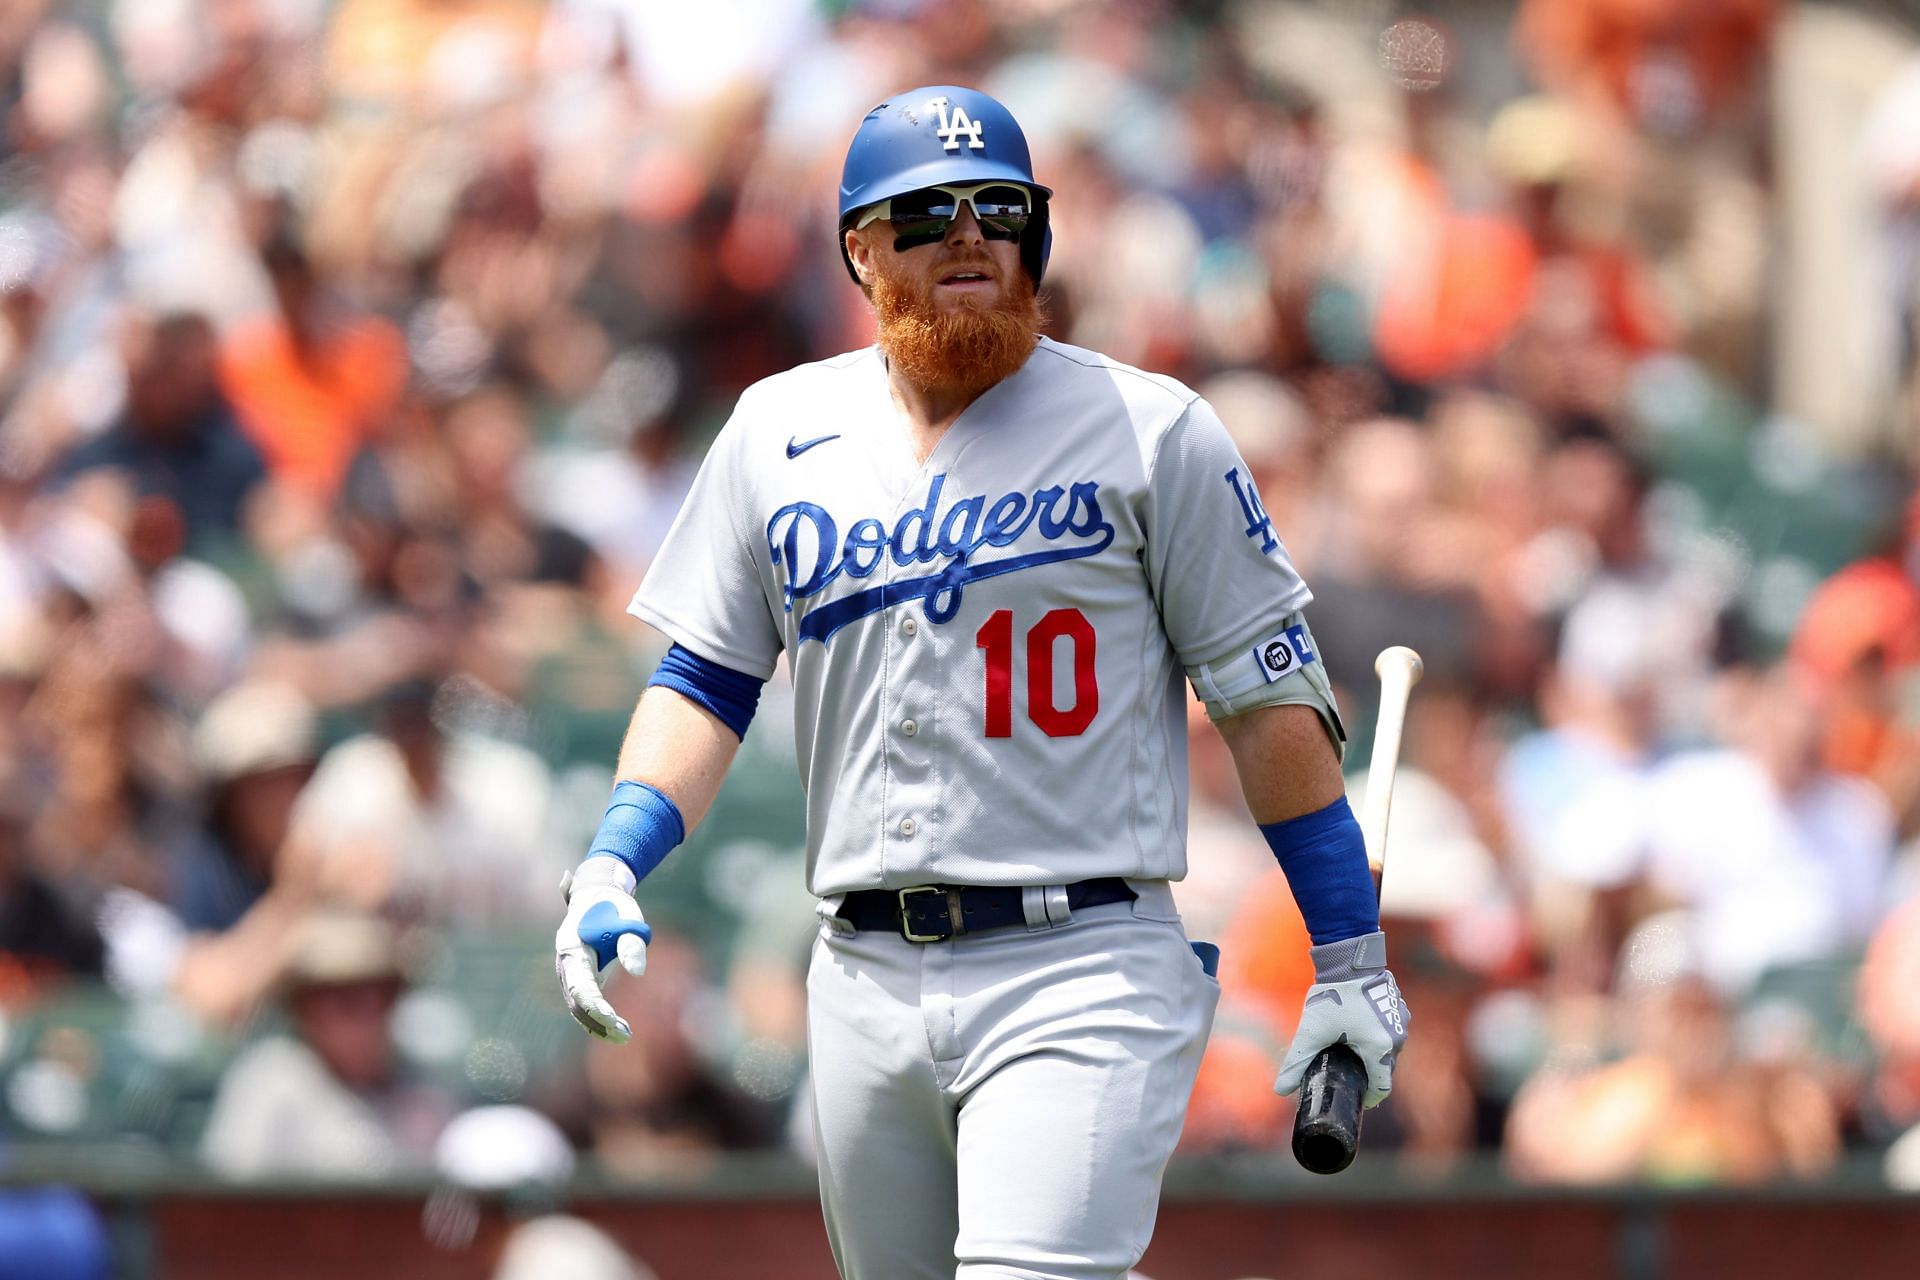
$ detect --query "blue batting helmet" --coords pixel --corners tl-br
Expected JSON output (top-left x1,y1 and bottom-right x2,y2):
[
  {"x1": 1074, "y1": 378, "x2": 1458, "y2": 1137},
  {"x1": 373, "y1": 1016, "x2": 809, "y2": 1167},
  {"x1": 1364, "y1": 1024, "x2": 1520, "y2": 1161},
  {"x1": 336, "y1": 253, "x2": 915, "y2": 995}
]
[{"x1": 837, "y1": 85, "x2": 1053, "y2": 286}]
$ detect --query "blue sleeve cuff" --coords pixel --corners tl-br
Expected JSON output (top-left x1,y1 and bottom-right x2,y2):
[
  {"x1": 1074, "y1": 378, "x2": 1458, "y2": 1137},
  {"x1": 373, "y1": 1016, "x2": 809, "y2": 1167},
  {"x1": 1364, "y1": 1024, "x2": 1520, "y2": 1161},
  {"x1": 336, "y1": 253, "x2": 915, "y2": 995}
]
[
  {"x1": 1258, "y1": 795, "x2": 1380, "y2": 946},
  {"x1": 647, "y1": 644, "x2": 766, "y2": 741},
  {"x1": 588, "y1": 779, "x2": 686, "y2": 883}
]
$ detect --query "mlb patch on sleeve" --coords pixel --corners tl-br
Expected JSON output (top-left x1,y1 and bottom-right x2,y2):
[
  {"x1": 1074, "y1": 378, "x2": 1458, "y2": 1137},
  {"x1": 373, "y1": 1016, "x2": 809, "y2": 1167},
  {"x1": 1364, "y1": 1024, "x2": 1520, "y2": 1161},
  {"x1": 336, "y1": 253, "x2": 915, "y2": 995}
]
[{"x1": 1251, "y1": 623, "x2": 1317, "y2": 683}]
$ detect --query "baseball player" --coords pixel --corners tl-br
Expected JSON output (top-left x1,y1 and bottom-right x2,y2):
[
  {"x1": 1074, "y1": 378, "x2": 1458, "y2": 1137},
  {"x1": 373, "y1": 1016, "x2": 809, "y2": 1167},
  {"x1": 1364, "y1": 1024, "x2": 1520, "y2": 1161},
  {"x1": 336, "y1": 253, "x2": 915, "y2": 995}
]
[{"x1": 554, "y1": 86, "x2": 1410, "y2": 1279}]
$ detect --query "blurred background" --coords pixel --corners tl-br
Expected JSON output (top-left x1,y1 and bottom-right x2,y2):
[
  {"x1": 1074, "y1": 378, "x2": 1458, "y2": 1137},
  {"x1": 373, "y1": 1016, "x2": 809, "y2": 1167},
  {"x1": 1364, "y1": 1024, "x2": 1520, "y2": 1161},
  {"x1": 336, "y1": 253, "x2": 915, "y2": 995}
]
[{"x1": 1, "y1": 0, "x2": 1919, "y2": 1276}]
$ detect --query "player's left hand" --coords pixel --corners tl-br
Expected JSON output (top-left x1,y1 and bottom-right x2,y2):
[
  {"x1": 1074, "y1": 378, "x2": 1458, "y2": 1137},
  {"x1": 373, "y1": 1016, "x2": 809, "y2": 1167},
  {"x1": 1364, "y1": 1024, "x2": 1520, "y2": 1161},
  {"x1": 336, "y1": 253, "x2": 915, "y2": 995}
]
[
  {"x1": 554, "y1": 856, "x2": 652, "y2": 1043},
  {"x1": 1273, "y1": 930, "x2": 1409, "y2": 1109}
]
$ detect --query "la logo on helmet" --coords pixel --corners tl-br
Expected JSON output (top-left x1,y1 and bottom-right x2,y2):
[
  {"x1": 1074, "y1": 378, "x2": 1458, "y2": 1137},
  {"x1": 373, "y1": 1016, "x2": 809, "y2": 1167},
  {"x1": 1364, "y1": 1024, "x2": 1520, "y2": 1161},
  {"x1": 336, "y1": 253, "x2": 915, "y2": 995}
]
[{"x1": 930, "y1": 97, "x2": 985, "y2": 152}]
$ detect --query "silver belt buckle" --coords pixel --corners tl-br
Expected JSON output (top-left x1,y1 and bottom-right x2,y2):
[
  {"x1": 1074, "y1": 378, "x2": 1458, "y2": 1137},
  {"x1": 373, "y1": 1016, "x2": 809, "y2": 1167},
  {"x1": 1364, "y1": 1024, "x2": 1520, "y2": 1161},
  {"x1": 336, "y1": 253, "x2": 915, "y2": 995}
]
[{"x1": 897, "y1": 886, "x2": 953, "y2": 942}]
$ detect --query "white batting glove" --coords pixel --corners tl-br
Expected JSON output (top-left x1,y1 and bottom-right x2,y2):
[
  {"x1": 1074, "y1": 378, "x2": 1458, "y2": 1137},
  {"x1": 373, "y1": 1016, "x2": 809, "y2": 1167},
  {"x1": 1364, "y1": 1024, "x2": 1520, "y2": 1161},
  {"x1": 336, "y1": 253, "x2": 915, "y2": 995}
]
[
  {"x1": 554, "y1": 856, "x2": 652, "y2": 1044},
  {"x1": 1273, "y1": 930, "x2": 1409, "y2": 1109}
]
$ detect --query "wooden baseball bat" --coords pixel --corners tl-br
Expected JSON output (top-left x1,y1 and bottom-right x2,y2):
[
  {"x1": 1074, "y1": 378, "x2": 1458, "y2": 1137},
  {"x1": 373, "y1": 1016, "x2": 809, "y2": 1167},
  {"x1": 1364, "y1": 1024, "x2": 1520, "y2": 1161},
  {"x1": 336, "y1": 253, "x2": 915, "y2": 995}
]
[{"x1": 1290, "y1": 644, "x2": 1424, "y2": 1175}]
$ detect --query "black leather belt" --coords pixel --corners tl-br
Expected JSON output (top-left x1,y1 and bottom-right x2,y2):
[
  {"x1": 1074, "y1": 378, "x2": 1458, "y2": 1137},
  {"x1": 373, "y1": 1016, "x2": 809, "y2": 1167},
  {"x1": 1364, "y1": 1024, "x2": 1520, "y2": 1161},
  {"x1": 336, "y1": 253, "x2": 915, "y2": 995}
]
[{"x1": 838, "y1": 878, "x2": 1136, "y2": 942}]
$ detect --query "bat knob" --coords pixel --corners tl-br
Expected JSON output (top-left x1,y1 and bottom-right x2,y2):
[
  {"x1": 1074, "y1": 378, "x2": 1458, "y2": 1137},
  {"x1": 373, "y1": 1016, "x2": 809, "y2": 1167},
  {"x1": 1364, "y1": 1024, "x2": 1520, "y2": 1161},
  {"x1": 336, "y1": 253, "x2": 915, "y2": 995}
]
[
  {"x1": 1374, "y1": 645, "x2": 1424, "y2": 684},
  {"x1": 1291, "y1": 1044, "x2": 1367, "y2": 1175}
]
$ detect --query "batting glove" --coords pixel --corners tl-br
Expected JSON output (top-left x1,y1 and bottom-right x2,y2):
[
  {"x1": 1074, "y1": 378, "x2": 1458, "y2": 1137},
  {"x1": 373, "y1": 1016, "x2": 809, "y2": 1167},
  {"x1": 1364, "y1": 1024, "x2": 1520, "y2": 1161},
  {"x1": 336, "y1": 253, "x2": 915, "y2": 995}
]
[
  {"x1": 1273, "y1": 930, "x2": 1409, "y2": 1109},
  {"x1": 554, "y1": 856, "x2": 653, "y2": 1043}
]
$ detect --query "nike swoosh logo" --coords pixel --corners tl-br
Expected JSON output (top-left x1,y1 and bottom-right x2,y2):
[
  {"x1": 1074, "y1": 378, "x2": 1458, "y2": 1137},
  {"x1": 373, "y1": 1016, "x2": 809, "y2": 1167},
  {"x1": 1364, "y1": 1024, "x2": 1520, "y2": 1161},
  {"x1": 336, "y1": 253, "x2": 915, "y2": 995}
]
[{"x1": 786, "y1": 434, "x2": 841, "y2": 459}]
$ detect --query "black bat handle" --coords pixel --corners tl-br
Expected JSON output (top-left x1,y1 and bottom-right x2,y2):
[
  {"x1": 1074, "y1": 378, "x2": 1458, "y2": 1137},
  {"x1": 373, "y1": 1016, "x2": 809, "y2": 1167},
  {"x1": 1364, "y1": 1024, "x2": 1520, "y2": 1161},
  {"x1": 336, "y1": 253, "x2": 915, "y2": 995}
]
[{"x1": 1290, "y1": 1043, "x2": 1367, "y2": 1174}]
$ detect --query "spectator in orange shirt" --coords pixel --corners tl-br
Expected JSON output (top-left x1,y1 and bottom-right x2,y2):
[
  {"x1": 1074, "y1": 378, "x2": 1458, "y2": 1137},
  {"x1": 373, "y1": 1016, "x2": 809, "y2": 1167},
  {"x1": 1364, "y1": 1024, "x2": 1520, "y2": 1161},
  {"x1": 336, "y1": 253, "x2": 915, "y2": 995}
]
[
  {"x1": 1516, "y1": 0, "x2": 1776, "y2": 141},
  {"x1": 1792, "y1": 490, "x2": 1920, "y2": 824},
  {"x1": 218, "y1": 233, "x2": 407, "y2": 503},
  {"x1": 1178, "y1": 869, "x2": 1315, "y2": 1151}
]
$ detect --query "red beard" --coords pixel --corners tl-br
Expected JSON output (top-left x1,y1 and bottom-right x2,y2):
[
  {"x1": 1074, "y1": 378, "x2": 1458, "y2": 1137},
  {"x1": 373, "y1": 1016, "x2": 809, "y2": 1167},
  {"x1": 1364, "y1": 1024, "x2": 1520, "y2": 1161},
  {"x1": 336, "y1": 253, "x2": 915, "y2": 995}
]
[{"x1": 871, "y1": 260, "x2": 1045, "y2": 396}]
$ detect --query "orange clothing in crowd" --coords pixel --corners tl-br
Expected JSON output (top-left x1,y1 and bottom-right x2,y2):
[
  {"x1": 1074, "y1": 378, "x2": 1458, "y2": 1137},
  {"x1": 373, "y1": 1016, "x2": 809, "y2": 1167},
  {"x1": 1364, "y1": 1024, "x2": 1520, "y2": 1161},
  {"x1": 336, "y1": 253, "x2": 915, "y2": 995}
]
[
  {"x1": 1861, "y1": 896, "x2": 1920, "y2": 1129},
  {"x1": 1516, "y1": 0, "x2": 1777, "y2": 126},
  {"x1": 1182, "y1": 871, "x2": 1317, "y2": 1147},
  {"x1": 1217, "y1": 870, "x2": 1319, "y2": 1030},
  {"x1": 1793, "y1": 558, "x2": 1920, "y2": 686},
  {"x1": 1793, "y1": 496, "x2": 1920, "y2": 778},
  {"x1": 1373, "y1": 197, "x2": 1666, "y2": 383},
  {"x1": 218, "y1": 315, "x2": 407, "y2": 501},
  {"x1": 1375, "y1": 212, "x2": 1537, "y2": 384}
]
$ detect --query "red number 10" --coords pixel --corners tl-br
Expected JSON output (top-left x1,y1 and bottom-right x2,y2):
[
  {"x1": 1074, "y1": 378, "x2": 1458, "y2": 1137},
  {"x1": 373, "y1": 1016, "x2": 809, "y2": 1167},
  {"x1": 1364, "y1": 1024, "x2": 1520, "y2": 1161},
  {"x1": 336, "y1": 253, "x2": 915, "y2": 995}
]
[{"x1": 975, "y1": 608, "x2": 1098, "y2": 738}]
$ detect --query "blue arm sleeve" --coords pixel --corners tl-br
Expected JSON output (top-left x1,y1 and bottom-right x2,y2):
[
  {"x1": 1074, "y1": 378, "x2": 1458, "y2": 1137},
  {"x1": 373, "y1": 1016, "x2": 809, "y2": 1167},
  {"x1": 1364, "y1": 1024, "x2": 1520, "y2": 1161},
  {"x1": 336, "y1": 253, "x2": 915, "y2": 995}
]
[
  {"x1": 1259, "y1": 795, "x2": 1379, "y2": 946},
  {"x1": 647, "y1": 644, "x2": 766, "y2": 741},
  {"x1": 588, "y1": 779, "x2": 686, "y2": 883}
]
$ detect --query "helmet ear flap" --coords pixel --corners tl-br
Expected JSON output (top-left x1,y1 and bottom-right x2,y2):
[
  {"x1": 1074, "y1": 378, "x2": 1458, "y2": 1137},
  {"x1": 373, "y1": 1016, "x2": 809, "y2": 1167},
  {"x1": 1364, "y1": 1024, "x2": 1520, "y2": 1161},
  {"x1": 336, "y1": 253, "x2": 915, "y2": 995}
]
[{"x1": 1021, "y1": 194, "x2": 1051, "y2": 288}]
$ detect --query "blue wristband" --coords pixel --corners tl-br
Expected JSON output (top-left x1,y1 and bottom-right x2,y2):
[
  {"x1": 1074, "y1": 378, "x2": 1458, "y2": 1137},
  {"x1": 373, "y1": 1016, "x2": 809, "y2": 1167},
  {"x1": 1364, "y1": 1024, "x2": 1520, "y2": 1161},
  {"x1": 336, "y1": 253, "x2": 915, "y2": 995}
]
[
  {"x1": 1258, "y1": 795, "x2": 1379, "y2": 946},
  {"x1": 588, "y1": 779, "x2": 686, "y2": 883},
  {"x1": 647, "y1": 644, "x2": 764, "y2": 741}
]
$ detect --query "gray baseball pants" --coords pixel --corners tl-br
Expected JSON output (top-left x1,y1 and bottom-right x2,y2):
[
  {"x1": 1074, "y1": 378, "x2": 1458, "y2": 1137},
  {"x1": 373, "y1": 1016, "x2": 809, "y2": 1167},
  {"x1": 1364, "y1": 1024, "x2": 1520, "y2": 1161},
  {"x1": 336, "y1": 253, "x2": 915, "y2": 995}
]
[{"x1": 805, "y1": 880, "x2": 1219, "y2": 1280}]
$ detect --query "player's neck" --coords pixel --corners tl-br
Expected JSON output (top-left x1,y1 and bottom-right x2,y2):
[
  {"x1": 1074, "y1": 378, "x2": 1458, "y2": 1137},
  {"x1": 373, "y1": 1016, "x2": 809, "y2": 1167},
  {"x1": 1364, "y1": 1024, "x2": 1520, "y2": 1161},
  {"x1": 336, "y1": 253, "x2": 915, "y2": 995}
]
[{"x1": 886, "y1": 373, "x2": 990, "y2": 463}]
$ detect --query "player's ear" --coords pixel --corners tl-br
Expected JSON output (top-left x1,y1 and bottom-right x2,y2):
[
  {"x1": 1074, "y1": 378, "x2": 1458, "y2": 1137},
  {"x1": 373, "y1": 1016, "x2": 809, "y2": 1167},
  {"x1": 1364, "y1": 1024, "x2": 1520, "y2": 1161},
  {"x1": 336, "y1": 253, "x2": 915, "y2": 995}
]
[{"x1": 845, "y1": 227, "x2": 876, "y2": 291}]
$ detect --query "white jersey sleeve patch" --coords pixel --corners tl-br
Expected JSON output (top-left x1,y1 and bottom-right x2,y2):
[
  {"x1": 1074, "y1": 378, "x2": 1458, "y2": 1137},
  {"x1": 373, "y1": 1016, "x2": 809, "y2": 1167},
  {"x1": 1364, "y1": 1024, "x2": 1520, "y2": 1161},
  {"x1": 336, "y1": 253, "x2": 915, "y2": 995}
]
[{"x1": 1252, "y1": 622, "x2": 1317, "y2": 682}]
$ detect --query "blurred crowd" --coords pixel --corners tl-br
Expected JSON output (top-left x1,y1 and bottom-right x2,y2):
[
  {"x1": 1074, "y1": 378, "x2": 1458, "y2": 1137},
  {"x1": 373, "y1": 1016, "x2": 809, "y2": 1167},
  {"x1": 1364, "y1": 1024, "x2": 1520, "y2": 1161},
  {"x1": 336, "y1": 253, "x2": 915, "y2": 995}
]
[{"x1": 0, "y1": 2, "x2": 1919, "y2": 1257}]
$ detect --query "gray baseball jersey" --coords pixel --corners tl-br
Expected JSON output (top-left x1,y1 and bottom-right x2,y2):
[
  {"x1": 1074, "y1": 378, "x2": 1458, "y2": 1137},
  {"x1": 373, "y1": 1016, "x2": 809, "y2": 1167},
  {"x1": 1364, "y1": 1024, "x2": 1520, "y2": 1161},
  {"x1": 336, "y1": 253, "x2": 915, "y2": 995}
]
[{"x1": 629, "y1": 336, "x2": 1314, "y2": 897}]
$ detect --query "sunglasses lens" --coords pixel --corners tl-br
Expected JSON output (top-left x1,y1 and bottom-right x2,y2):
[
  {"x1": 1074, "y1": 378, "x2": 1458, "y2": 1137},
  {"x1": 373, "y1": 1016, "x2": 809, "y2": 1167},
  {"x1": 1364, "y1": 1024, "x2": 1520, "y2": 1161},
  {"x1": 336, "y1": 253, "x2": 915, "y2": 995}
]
[
  {"x1": 969, "y1": 185, "x2": 1032, "y2": 236},
  {"x1": 882, "y1": 184, "x2": 1035, "y2": 250},
  {"x1": 889, "y1": 190, "x2": 960, "y2": 232}
]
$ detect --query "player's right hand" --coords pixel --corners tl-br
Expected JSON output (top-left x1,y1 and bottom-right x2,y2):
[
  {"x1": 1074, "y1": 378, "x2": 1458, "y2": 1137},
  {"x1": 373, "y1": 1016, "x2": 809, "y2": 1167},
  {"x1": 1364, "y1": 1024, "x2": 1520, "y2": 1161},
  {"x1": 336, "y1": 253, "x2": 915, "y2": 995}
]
[{"x1": 554, "y1": 856, "x2": 652, "y2": 1043}]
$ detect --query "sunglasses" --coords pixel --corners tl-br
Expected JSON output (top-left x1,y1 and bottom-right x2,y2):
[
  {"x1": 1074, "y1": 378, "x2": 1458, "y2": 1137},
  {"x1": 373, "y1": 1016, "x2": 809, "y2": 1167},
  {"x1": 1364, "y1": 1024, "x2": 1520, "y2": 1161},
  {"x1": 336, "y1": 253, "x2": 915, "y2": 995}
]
[{"x1": 854, "y1": 182, "x2": 1035, "y2": 250}]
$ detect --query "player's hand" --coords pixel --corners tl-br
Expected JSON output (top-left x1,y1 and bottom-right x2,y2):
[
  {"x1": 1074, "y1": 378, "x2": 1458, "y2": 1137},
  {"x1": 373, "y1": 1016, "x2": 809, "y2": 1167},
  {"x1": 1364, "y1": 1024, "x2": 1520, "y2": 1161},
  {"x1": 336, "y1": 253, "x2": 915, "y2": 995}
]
[
  {"x1": 1273, "y1": 930, "x2": 1408, "y2": 1109},
  {"x1": 554, "y1": 856, "x2": 653, "y2": 1043}
]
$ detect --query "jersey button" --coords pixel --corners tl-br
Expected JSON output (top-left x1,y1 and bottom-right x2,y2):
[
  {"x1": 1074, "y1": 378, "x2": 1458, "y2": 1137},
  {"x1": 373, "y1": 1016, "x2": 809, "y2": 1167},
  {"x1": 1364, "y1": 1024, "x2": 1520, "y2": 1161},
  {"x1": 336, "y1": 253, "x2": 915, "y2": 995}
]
[
  {"x1": 901, "y1": 719, "x2": 918, "y2": 737},
  {"x1": 902, "y1": 618, "x2": 918, "y2": 636},
  {"x1": 898, "y1": 817, "x2": 916, "y2": 837}
]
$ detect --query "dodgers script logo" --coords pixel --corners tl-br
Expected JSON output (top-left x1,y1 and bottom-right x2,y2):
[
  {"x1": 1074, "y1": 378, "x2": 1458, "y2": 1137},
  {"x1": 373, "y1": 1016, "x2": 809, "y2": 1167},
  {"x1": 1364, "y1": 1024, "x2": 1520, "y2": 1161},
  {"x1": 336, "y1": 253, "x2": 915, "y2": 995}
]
[{"x1": 768, "y1": 473, "x2": 1114, "y2": 643}]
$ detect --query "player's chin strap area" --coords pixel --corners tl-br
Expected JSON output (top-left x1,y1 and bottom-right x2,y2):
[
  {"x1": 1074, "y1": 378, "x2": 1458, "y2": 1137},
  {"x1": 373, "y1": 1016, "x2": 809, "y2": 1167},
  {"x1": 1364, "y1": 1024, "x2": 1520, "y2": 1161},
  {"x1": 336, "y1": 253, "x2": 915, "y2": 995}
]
[{"x1": 836, "y1": 878, "x2": 1136, "y2": 942}]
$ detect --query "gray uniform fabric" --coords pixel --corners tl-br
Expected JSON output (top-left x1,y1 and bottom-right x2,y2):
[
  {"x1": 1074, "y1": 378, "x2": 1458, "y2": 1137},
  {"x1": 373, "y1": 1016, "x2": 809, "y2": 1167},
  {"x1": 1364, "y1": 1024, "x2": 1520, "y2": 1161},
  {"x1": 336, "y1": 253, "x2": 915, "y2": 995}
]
[{"x1": 807, "y1": 887, "x2": 1218, "y2": 1279}]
